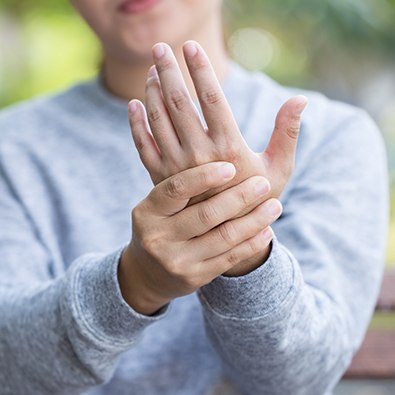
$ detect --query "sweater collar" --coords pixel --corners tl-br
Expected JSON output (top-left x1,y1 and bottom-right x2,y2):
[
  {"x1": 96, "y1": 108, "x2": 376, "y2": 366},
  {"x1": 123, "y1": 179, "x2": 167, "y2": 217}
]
[{"x1": 90, "y1": 60, "x2": 246, "y2": 113}]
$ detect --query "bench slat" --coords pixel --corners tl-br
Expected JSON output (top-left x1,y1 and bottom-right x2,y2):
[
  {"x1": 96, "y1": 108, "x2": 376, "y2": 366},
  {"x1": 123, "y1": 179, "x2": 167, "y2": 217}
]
[
  {"x1": 344, "y1": 271, "x2": 395, "y2": 379},
  {"x1": 344, "y1": 330, "x2": 395, "y2": 378},
  {"x1": 376, "y1": 271, "x2": 395, "y2": 311}
]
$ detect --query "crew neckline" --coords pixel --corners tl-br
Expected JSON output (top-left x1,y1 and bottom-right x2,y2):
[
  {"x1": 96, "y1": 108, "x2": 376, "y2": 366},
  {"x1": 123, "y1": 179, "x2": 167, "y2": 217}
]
[{"x1": 90, "y1": 60, "x2": 244, "y2": 112}]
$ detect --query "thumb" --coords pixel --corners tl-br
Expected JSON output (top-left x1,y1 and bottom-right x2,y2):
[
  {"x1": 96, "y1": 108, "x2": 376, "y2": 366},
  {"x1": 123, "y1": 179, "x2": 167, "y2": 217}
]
[
  {"x1": 264, "y1": 95, "x2": 308, "y2": 172},
  {"x1": 147, "y1": 162, "x2": 236, "y2": 216}
]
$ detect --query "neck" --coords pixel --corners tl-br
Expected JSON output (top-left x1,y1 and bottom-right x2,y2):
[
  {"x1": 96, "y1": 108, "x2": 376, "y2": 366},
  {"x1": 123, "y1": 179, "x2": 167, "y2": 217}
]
[{"x1": 101, "y1": 12, "x2": 229, "y2": 103}]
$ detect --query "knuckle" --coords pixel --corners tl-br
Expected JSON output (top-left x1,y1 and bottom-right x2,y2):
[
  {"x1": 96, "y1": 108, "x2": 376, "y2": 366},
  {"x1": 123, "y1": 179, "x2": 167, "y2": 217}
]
[
  {"x1": 134, "y1": 137, "x2": 146, "y2": 152},
  {"x1": 146, "y1": 75, "x2": 159, "y2": 90},
  {"x1": 167, "y1": 264, "x2": 197, "y2": 289},
  {"x1": 285, "y1": 123, "x2": 300, "y2": 140},
  {"x1": 189, "y1": 150, "x2": 209, "y2": 166},
  {"x1": 140, "y1": 235, "x2": 160, "y2": 254},
  {"x1": 131, "y1": 204, "x2": 144, "y2": 224},
  {"x1": 238, "y1": 187, "x2": 251, "y2": 207},
  {"x1": 189, "y1": 58, "x2": 207, "y2": 72},
  {"x1": 216, "y1": 140, "x2": 243, "y2": 162},
  {"x1": 197, "y1": 203, "x2": 217, "y2": 227},
  {"x1": 147, "y1": 106, "x2": 162, "y2": 124},
  {"x1": 218, "y1": 222, "x2": 237, "y2": 246},
  {"x1": 130, "y1": 116, "x2": 144, "y2": 129},
  {"x1": 248, "y1": 237, "x2": 262, "y2": 256},
  {"x1": 226, "y1": 250, "x2": 240, "y2": 267},
  {"x1": 167, "y1": 161, "x2": 184, "y2": 175},
  {"x1": 201, "y1": 88, "x2": 223, "y2": 106},
  {"x1": 156, "y1": 58, "x2": 173, "y2": 72},
  {"x1": 290, "y1": 113, "x2": 302, "y2": 123},
  {"x1": 165, "y1": 176, "x2": 186, "y2": 199},
  {"x1": 168, "y1": 89, "x2": 189, "y2": 111},
  {"x1": 198, "y1": 170, "x2": 210, "y2": 187},
  {"x1": 163, "y1": 256, "x2": 183, "y2": 275}
]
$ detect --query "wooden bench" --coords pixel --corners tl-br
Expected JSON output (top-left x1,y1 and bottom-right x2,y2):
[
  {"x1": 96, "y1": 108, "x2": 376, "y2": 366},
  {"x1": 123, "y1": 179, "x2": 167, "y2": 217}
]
[{"x1": 344, "y1": 271, "x2": 395, "y2": 379}]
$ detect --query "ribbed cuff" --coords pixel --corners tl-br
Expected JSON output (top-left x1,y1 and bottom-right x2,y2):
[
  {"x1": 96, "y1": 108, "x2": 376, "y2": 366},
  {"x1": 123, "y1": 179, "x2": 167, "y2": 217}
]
[
  {"x1": 63, "y1": 247, "x2": 169, "y2": 350},
  {"x1": 198, "y1": 237, "x2": 298, "y2": 320}
]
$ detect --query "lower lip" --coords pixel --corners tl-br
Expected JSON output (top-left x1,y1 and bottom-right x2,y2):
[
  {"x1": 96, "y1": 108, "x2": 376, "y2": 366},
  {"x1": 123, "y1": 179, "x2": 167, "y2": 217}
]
[{"x1": 118, "y1": 0, "x2": 162, "y2": 14}]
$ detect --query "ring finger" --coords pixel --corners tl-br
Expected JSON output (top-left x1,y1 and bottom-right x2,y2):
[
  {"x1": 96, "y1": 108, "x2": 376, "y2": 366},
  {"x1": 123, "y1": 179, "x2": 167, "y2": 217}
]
[
  {"x1": 204, "y1": 227, "x2": 275, "y2": 278},
  {"x1": 187, "y1": 198, "x2": 282, "y2": 261},
  {"x1": 145, "y1": 67, "x2": 183, "y2": 161},
  {"x1": 172, "y1": 176, "x2": 271, "y2": 239}
]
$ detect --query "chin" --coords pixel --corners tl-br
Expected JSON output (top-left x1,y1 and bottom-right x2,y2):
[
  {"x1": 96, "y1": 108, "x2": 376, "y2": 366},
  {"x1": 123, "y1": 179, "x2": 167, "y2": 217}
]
[
  {"x1": 101, "y1": 1, "x2": 214, "y2": 63},
  {"x1": 104, "y1": 25, "x2": 190, "y2": 63}
]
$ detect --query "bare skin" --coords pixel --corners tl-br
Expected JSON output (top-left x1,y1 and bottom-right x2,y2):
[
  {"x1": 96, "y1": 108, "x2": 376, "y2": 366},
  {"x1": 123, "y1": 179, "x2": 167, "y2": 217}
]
[
  {"x1": 127, "y1": 41, "x2": 307, "y2": 278},
  {"x1": 118, "y1": 162, "x2": 279, "y2": 315},
  {"x1": 71, "y1": 0, "x2": 227, "y2": 101},
  {"x1": 120, "y1": 42, "x2": 306, "y2": 314},
  {"x1": 70, "y1": 1, "x2": 307, "y2": 315}
]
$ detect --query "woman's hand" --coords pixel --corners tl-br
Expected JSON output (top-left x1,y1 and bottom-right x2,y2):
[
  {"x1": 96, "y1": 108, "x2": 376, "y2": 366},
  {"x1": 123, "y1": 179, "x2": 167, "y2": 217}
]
[
  {"x1": 128, "y1": 41, "x2": 307, "y2": 275},
  {"x1": 119, "y1": 162, "x2": 281, "y2": 316},
  {"x1": 129, "y1": 41, "x2": 307, "y2": 199}
]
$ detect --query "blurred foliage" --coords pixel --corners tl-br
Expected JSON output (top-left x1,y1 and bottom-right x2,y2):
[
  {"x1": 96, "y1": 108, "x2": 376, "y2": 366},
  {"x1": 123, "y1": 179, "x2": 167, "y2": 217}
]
[
  {"x1": 0, "y1": 1, "x2": 99, "y2": 105},
  {"x1": 227, "y1": 0, "x2": 395, "y2": 47},
  {"x1": 0, "y1": 0, "x2": 394, "y2": 263},
  {"x1": 370, "y1": 313, "x2": 395, "y2": 330},
  {"x1": 224, "y1": 0, "x2": 395, "y2": 105},
  {"x1": 1, "y1": 0, "x2": 394, "y2": 101}
]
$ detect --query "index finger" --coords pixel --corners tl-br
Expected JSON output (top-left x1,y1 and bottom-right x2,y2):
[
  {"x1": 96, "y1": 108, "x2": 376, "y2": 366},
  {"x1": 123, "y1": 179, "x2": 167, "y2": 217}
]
[
  {"x1": 146, "y1": 162, "x2": 236, "y2": 216},
  {"x1": 183, "y1": 40, "x2": 240, "y2": 143}
]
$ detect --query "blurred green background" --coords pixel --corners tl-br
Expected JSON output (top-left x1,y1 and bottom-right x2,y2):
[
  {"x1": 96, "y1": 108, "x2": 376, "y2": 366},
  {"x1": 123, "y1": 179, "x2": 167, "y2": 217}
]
[{"x1": 0, "y1": 0, "x2": 394, "y2": 265}]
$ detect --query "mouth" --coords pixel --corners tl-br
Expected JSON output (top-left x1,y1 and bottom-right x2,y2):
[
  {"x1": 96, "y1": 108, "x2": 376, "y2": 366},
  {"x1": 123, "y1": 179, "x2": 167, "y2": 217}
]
[{"x1": 118, "y1": 0, "x2": 163, "y2": 14}]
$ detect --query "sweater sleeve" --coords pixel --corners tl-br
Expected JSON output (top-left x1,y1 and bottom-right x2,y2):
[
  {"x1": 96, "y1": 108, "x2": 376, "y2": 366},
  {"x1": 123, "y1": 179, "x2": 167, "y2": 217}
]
[
  {"x1": 0, "y1": 165, "x2": 169, "y2": 395},
  {"x1": 198, "y1": 109, "x2": 389, "y2": 395}
]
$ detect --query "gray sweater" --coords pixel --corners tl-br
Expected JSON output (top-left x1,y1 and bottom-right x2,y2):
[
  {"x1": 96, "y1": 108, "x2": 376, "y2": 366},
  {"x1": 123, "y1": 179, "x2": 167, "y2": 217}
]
[{"x1": 0, "y1": 62, "x2": 388, "y2": 395}]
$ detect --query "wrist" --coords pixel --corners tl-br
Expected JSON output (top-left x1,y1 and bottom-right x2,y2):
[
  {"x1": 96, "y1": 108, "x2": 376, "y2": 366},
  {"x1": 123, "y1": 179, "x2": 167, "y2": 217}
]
[
  {"x1": 223, "y1": 243, "x2": 271, "y2": 277},
  {"x1": 118, "y1": 245, "x2": 169, "y2": 316}
]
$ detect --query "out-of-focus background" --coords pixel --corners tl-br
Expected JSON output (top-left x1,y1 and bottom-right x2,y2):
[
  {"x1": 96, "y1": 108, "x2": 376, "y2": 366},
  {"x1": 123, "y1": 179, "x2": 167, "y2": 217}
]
[{"x1": 0, "y1": 0, "x2": 394, "y2": 393}]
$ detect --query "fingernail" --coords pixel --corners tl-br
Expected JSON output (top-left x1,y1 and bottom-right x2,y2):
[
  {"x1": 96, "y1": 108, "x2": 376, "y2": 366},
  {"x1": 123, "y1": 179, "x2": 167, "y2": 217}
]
[
  {"x1": 266, "y1": 199, "x2": 282, "y2": 217},
  {"x1": 148, "y1": 65, "x2": 158, "y2": 78},
  {"x1": 295, "y1": 95, "x2": 308, "y2": 114},
  {"x1": 153, "y1": 43, "x2": 166, "y2": 59},
  {"x1": 254, "y1": 179, "x2": 270, "y2": 197},
  {"x1": 261, "y1": 227, "x2": 273, "y2": 242},
  {"x1": 184, "y1": 41, "x2": 198, "y2": 58},
  {"x1": 129, "y1": 100, "x2": 138, "y2": 115},
  {"x1": 218, "y1": 163, "x2": 236, "y2": 179}
]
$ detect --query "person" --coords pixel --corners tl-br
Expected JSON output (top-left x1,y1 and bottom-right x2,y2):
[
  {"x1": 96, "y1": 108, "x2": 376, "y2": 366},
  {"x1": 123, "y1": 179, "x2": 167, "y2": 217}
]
[{"x1": 0, "y1": 0, "x2": 388, "y2": 394}]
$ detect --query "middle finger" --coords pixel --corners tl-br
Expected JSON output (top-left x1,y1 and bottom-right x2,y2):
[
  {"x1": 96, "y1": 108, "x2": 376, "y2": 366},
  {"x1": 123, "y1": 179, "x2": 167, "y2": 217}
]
[
  {"x1": 145, "y1": 67, "x2": 183, "y2": 161},
  {"x1": 152, "y1": 42, "x2": 210, "y2": 150},
  {"x1": 171, "y1": 176, "x2": 271, "y2": 240},
  {"x1": 187, "y1": 198, "x2": 282, "y2": 261}
]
